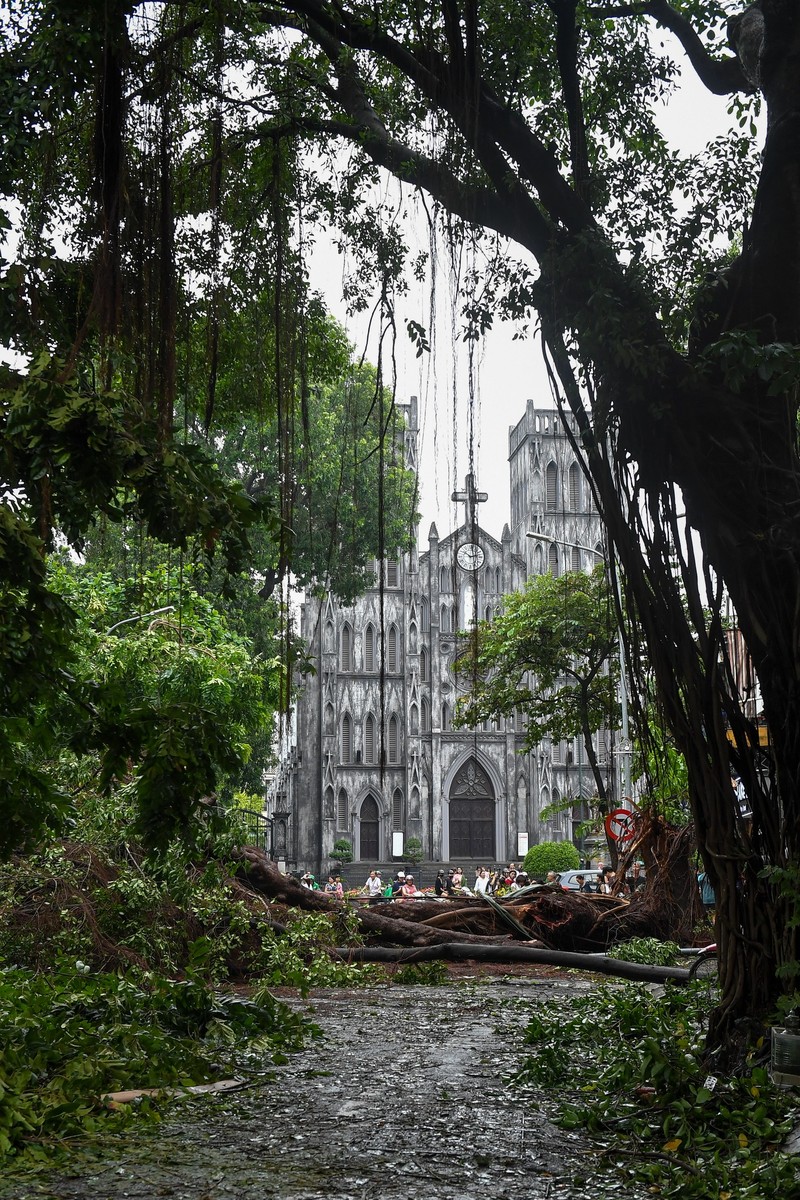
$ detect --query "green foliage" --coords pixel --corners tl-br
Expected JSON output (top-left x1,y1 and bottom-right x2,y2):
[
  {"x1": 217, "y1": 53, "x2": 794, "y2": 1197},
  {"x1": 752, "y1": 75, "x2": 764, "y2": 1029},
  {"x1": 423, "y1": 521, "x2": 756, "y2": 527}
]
[
  {"x1": 611, "y1": 938, "x2": 681, "y2": 966},
  {"x1": 392, "y1": 960, "x2": 449, "y2": 986},
  {"x1": 456, "y1": 566, "x2": 620, "y2": 813},
  {"x1": 332, "y1": 838, "x2": 353, "y2": 864},
  {"x1": 515, "y1": 984, "x2": 800, "y2": 1198},
  {"x1": 405, "y1": 836, "x2": 423, "y2": 865},
  {"x1": 523, "y1": 841, "x2": 580, "y2": 878},
  {"x1": 253, "y1": 911, "x2": 382, "y2": 995},
  {"x1": 0, "y1": 960, "x2": 312, "y2": 1166},
  {"x1": 2, "y1": 560, "x2": 277, "y2": 853},
  {"x1": 0, "y1": 839, "x2": 258, "y2": 985},
  {"x1": 213, "y1": 349, "x2": 418, "y2": 605}
]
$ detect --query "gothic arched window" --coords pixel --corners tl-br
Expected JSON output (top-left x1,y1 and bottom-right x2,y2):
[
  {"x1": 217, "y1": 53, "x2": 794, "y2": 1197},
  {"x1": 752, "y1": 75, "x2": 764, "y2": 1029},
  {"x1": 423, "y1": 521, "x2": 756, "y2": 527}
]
[
  {"x1": 364, "y1": 712, "x2": 376, "y2": 764},
  {"x1": 340, "y1": 713, "x2": 352, "y2": 763},
  {"x1": 364, "y1": 623, "x2": 376, "y2": 672},
  {"x1": 548, "y1": 543, "x2": 560, "y2": 577},
  {"x1": 420, "y1": 647, "x2": 429, "y2": 682},
  {"x1": 388, "y1": 714, "x2": 400, "y2": 764},
  {"x1": 546, "y1": 461, "x2": 558, "y2": 510},
  {"x1": 387, "y1": 624, "x2": 399, "y2": 672},
  {"x1": 339, "y1": 623, "x2": 353, "y2": 672},
  {"x1": 569, "y1": 461, "x2": 582, "y2": 511}
]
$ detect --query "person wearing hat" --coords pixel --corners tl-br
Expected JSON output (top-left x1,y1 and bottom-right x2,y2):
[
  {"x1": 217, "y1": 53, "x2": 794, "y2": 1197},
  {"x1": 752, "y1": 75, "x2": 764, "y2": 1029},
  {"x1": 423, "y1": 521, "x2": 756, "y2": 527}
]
[
  {"x1": 300, "y1": 872, "x2": 319, "y2": 890},
  {"x1": 390, "y1": 871, "x2": 406, "y2": 897}
]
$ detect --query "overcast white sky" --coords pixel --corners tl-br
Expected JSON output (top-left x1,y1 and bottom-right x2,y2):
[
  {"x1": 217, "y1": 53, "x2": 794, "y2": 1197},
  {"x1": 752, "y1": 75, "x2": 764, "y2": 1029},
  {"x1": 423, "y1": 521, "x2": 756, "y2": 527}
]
[{"x1": 308, "y1": 44, "x2": 740, "y2": 546}]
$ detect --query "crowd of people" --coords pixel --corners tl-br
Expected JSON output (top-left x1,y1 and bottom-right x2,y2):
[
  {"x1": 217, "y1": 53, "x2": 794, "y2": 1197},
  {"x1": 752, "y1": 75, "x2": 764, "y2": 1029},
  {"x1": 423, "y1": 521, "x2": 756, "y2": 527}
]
[
  {"x1": 297, "y1": 860, "x2": 650, "y2": 901},
  {"x1": 356, "y1": 861, "x2": 647, "y2": 900}
]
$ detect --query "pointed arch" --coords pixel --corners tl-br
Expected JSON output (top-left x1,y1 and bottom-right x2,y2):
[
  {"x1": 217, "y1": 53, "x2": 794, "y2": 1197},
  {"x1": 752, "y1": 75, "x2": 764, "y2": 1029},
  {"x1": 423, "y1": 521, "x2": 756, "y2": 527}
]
[
  {"x1": 364, "y1": 712, "x2": 376, "y2": 764},
  {"x1": 441, "y1": 752, "x2": 504, "y2": 862},
  {"x1": 387, "y1": 713, "x2": 400, "y2": 764},
  {"x1": 340, "y1": 712, "x2": 352, "y2": 763},
  {"x1": 358, "y1": 793, "x2": 380, "y2": 860},
  {"x1": 387, "y1": 623, "x2": 399, "y2": 672},
  {"x1": 339, "y1": 623, "x2": 353, "y2": 671},
  {"x1": 545, "y1": 461, "x2": 558, "y2": 510},
  {"x1": 336, "y1": 787, "x2": 348, "y2": 831},
  {"x1": 364, "y1": 622, "x2": 376, "y2": 672},
  {"x1": 569, "y1": 460, "x2": 582, "y2": 510},
  {"x1": 392, "y1": 788, "x2": 403, "y2": 830}
]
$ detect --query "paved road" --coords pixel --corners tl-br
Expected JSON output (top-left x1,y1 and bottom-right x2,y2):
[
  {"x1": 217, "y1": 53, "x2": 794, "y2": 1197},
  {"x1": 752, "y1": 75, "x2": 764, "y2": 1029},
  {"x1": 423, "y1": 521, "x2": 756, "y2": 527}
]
[{"x1": 5, "y1": 976, "x2": 638, "y2": 1200}]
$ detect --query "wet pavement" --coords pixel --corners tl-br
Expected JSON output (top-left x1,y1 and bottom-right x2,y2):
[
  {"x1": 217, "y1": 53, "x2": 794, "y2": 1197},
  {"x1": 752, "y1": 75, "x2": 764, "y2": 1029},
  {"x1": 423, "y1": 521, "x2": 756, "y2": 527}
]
[{"x1": 4, "y1": 974, "x2": 646, "y2": 1200}]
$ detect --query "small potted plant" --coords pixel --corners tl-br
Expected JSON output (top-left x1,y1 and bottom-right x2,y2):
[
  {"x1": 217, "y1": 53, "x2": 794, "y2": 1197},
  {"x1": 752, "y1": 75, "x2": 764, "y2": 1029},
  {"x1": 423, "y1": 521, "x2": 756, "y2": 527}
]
[
  {"x1": 332, "y1": 838, "x2": 353, "y2": 870},
  {"x1": 405, "y1": 836, "x2": 423, "y2": 869}
]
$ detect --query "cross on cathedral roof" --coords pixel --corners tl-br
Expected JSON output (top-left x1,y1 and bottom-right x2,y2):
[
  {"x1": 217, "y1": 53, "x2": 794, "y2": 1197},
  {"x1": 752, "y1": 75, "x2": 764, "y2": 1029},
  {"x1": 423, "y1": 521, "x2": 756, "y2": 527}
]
[{"x1": 451, "y1": 472, "x2": 488, "y2": 531}]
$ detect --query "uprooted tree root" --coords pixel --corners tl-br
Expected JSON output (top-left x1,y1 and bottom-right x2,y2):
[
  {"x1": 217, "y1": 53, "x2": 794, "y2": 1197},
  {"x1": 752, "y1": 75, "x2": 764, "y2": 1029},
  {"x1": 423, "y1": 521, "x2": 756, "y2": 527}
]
[{"x1": 1, "y1": 834, "x2": 702, "y2": 985}]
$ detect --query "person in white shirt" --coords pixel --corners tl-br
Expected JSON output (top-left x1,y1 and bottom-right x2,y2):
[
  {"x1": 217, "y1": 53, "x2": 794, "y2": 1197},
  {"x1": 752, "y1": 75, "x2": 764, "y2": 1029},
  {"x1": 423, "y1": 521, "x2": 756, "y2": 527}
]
[
  {"x1": 362, "y1": 870, "x2": 384, "y2": 899},
  {"x1": 474, "y1": 867, "x2": 490, "y2": 895}
]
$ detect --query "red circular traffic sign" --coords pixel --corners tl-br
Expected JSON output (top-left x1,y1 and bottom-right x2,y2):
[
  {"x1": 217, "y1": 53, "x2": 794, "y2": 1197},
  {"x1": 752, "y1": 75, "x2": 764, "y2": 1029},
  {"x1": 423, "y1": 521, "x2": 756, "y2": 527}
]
[{"x1": 605, "y1": 807, "x2": 636, "y2": 843}]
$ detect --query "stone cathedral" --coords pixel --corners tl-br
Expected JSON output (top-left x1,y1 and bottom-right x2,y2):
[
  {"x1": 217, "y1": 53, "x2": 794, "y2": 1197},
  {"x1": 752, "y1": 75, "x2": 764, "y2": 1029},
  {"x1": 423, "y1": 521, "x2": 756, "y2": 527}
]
[{"x1": 272, "y1": 396, "x2": 608, "y2": 877}]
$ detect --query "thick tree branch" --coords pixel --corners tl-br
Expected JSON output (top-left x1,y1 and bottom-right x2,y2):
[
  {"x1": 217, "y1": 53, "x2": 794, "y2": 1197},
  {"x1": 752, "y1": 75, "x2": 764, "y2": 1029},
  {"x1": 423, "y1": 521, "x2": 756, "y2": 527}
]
[
  {"x1": 547, "y1": 0, "x2": 592, "y2": 201},
  {"x1": 264, "y1": 0, "x2": 597, "y2": 234},
  {"x1": 589, "y1": 0, "x2": 752, "y2": 93}
]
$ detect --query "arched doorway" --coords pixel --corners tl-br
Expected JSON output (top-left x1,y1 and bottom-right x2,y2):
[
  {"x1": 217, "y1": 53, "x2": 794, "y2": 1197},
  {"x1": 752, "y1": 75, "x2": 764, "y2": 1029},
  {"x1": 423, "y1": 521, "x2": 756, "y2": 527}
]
[
  {"x1": 359, "y1": 794, "x2": 380, "y2": 861},
  {"x1": 448, "y1": 759, "x2": 495, "y2": 860}
]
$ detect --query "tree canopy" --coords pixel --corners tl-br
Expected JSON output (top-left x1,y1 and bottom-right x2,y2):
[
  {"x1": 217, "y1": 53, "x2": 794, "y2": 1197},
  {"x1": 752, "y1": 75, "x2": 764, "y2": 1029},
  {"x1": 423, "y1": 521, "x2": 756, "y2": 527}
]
[
  {"x1": 3, "y1": 0, "x2": 800, "y2": 1042},
  {"x1": 455, "y1": 564, "x2": 620, "y2": 814}
]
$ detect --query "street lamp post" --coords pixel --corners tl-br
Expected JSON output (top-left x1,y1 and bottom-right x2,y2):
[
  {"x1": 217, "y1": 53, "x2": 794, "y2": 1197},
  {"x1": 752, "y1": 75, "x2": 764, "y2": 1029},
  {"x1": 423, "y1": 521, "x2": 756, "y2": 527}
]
[{"x1": 525, "y1": 532, "x2": 632, "y2": 803}]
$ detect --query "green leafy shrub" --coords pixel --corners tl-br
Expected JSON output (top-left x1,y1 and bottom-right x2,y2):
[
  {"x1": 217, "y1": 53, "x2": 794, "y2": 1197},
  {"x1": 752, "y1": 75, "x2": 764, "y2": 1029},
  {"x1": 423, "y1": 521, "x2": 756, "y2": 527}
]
[
  {"x1": 405, "y1": 836, "x2": 423, "y2": 865},
  {"x1": 523, "y1": 841, "x2": 580, "y2": 879},
  {"x1": 515, "y1": 983, "x2": 800, "y2": 1197},
  {"x1": 332, "y1": 838, "x2": 353, "y2": 863}
]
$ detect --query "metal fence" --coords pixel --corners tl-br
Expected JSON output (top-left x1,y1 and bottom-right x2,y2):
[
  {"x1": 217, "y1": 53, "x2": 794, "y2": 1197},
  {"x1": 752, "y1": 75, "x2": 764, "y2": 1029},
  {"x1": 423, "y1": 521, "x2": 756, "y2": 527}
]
[{"x1": 238, "y1": 808, "x2": 272, "y2": 853}]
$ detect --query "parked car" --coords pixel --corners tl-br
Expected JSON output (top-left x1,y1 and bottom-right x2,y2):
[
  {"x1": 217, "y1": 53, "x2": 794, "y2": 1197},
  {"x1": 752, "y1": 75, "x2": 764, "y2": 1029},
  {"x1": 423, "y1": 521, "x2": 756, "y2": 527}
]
[{"x1": 557, "y1": 869, "x2": 602, "y2": 892}]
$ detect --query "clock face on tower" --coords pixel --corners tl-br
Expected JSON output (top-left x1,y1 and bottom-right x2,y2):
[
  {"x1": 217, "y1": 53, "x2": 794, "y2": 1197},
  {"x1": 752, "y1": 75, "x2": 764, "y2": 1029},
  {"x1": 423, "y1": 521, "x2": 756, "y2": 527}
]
[{"x1": 456, "y1": 542, "x2": 485, "y2": 571}]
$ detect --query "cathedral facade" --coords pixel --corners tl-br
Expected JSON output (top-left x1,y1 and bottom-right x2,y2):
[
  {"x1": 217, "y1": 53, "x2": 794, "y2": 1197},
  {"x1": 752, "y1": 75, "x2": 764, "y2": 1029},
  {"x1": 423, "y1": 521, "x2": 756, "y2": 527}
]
[{"x1": 272, "y1": 396, "x2": 611, "y2": 877}]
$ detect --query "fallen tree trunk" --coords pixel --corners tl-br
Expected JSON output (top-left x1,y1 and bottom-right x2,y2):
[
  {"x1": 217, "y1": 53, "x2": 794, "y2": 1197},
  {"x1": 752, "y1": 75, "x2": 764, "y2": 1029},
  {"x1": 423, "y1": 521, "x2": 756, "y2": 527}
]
[
  {"x1": 356, "y1": 906, "x2": 515, "y2": 947},
  {"x1": 231, "y1": 846, "x2": 700, "y2": 953},
  {"x1": 328, "y1": 941, "x2": 691, "y2": 982}
]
